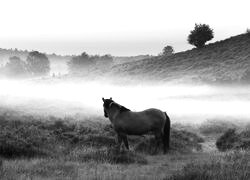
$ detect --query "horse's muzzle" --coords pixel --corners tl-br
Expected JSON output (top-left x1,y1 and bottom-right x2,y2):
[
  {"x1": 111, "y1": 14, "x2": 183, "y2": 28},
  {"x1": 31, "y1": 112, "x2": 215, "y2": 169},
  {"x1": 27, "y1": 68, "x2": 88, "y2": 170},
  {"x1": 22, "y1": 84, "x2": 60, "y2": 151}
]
[{"x1": 104, "y1": 110, "x2": 108, "y2": 118}]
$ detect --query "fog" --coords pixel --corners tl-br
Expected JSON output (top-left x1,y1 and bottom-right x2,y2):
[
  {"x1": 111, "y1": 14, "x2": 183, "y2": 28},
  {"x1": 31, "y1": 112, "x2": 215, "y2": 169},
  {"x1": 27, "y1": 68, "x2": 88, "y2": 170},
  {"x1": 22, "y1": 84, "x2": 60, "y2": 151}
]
[{"x1": 0, "y1": 78, "x2": 250, "y2": 124}]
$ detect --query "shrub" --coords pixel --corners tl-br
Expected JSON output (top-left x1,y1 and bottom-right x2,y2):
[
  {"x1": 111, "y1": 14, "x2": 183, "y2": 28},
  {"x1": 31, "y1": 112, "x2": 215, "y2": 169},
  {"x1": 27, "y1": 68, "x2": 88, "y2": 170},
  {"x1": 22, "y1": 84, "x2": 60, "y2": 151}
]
[
  {"x1": 216, "y1": 129, "x2": 239, "y2": 151},
  {"x1": 170, "y1": 129, "x2": 203, "y2": 152},
  {"x1": 216, "y1": 129, "x2": 250, "y2": 151},
  {"x1": 0, "y1": 125, "x2": 54, "y2": 158},
  {"x1": 188, "y1": 23, "x2": 214, "y2": 48}
]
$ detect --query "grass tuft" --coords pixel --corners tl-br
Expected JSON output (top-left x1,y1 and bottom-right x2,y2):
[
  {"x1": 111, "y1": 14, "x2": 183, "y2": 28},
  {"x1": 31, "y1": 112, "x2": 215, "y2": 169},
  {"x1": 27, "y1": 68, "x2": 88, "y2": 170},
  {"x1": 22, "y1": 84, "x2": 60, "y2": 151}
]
[{"x1": 166, "y1": 151, "x2": 250, "y2": 180}]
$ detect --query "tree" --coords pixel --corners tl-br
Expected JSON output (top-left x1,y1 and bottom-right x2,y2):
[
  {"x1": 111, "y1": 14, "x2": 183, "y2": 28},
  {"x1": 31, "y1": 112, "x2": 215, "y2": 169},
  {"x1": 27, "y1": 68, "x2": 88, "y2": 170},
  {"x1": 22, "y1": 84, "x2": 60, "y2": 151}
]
[
  {"x1": 162, "y1": 46, "x2": 174, "y2": 56},
  {"x1": 26, "y1": 51, "x2": 50, "y2": 76},
  {"x1": 5, "y1": 56, "x2": 28, "y2": 77},
  {"x1": 67, "y1": 52, "x2": 95, "y2": 73},
  {"x1": 94, "y1": 54, "x2": 113, "y2": 70},
  {"x1": 188, "y1": 23, "x2": 214, "y2": 48}
]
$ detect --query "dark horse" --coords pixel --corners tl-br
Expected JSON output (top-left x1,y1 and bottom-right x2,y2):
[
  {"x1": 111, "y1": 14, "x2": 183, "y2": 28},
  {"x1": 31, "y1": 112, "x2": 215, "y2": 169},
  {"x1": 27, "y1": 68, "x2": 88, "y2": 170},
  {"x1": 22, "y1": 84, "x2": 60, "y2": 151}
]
[{"x1": 102, "y1": 97, "x2": 171, "y2": 154}]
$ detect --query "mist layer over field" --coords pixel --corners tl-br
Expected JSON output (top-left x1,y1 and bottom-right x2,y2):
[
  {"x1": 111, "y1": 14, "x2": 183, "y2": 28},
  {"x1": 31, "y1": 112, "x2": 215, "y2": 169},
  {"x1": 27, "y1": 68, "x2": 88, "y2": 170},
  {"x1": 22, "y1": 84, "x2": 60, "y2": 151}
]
[{"x1": 0, "y1": 78, "x2": 249, "y2": 123}]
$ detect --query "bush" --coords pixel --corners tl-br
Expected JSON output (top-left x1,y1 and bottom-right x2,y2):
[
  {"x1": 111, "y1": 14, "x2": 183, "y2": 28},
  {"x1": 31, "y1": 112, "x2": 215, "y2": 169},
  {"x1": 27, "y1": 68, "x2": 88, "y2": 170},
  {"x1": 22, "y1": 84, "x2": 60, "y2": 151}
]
[
  {"x1": 170, "y1": 129, "x2": 203, "y2": 152},
  {"x1": 216, "y1": 128, "x2": 250, "y2": 151},
  {"x1": 216, "y1": 129, "x2": 239, "y2": 151},
  {"x1": 188, "y1": 23, "x2": 214, "y2": 48},
  {"x1": 0, "y1": 125, "x2": 54, "y2": 158}
]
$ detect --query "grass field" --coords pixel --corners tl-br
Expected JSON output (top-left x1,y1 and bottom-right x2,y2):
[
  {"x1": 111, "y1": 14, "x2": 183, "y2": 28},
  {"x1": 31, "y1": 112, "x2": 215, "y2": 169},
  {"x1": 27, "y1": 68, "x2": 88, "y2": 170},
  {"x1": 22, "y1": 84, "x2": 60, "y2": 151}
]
[{"x1": 1, "y1": 110, "x2": 250, "y2": 180}]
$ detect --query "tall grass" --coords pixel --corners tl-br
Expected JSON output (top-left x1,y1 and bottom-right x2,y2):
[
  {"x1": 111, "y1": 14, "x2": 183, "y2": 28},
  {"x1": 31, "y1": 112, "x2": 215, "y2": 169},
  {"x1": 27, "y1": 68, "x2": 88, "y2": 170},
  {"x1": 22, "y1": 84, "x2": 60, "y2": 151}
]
[
  {"x1": 0, "y1": 112, "x2": 204, "y2": 159},
  {"x1": 166, "y1": 150, "x2": 250, "y2": 180},
  {"x1": 0, "y1": 111, "x2": 207, "y2": 179}
]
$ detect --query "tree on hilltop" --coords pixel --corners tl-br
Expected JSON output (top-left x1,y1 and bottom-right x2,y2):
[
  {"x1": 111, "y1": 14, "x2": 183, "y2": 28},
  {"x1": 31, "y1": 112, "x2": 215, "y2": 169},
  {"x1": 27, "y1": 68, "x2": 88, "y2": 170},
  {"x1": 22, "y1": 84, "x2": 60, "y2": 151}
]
[
  {"x1": 162, "y1": 45, "x2": 174, "y2": 56},
  {"x1": 188, "y1": 23, "x2": 214, "y2": 48}
]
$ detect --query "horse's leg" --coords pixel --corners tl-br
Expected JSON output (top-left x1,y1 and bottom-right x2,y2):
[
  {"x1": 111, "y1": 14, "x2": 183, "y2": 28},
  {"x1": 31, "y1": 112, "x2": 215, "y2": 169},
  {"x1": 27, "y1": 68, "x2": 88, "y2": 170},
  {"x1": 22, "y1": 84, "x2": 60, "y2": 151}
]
[
  {"x1": 116, "y1": 134, "x2": 123, "y2": 152},
  {"x1": 154, "y1": 132, "x2": 162, "y2": 154},
  {"x1": 122, "y1": 135, "x2": 129, "y2": 150}
]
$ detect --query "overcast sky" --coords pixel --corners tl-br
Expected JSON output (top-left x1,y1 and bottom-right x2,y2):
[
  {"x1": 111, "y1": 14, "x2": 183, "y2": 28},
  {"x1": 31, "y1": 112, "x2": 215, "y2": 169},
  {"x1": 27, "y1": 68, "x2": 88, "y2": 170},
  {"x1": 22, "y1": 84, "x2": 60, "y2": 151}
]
[{"x1": 0, "y1": 0, "x2": 249, "y2": 56}]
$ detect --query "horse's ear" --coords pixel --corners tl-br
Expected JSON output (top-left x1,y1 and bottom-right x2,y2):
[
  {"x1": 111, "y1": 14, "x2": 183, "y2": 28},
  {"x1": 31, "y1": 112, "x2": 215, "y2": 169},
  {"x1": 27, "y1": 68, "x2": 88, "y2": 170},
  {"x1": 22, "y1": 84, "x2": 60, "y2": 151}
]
[
  {"x1": 110, "y1": 97, "x2": 112, "y2": 100},
  {"x1": 102, "y1": 97, "x2": 105, "y2": 102}
]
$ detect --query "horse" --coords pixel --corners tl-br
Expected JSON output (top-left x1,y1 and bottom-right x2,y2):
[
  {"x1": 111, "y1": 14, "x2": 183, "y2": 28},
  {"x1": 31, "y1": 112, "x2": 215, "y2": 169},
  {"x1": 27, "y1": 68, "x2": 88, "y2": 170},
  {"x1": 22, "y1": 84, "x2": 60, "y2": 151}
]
[{"x1": 102, "y1": 97, "x2": 171, "y2": 154}]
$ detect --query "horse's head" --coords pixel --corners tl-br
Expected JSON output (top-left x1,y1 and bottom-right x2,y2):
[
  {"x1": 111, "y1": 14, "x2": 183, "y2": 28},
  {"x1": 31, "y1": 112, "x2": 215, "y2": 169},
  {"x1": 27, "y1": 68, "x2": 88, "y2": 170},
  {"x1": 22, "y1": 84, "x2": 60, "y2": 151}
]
[
  {"x1": 102, "y1": 97, "x2": 130, "y2": 118},
  {"x1": 102, "y1": 97, "x2": 114, "y2": 118}
]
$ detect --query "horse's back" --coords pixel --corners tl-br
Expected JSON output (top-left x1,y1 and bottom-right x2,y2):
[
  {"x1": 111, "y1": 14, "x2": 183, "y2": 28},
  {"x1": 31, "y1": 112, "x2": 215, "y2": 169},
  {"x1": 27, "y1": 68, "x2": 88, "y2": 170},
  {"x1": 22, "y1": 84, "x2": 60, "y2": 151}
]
[{"x1": 121, "y1": 108, "x2": 165, "y2": 120}]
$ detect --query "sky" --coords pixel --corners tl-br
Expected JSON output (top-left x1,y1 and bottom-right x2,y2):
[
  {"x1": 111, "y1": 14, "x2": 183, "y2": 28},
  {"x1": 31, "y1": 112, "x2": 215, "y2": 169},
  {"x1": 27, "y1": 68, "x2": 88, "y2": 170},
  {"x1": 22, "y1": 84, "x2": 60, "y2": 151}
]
[{"x1": 0, "y1": 0, "x2": 249, "y2": 56}]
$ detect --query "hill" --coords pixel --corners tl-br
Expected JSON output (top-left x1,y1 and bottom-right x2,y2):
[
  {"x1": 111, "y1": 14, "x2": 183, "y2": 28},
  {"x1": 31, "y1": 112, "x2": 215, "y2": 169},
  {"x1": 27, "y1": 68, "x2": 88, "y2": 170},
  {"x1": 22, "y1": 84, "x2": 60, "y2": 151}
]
[
  {"x1": 107, "y1": 33, "x2": 250, "y2": 84},
  {"x1": 113, "y1": 55, "x2": 153, "y2": 65}
]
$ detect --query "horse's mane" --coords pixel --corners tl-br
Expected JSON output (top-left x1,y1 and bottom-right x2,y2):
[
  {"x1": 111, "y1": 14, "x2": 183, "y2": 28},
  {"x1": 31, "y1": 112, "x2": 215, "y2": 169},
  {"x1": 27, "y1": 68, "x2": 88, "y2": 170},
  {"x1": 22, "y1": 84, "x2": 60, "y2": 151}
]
[
  {"x1": 105, "y1": 99, "x2": 131, "y2": 112},
  {"x1": 120, "y1": 105, "x2": 131, "y2": 112}
]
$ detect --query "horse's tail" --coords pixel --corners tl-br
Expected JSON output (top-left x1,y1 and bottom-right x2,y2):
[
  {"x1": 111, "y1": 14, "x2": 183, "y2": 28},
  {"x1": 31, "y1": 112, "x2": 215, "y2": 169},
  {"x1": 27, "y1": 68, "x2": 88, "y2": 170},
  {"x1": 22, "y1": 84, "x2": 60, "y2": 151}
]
[{"x1": 163, "y1": 112, "x2": 171, "y2": 153}]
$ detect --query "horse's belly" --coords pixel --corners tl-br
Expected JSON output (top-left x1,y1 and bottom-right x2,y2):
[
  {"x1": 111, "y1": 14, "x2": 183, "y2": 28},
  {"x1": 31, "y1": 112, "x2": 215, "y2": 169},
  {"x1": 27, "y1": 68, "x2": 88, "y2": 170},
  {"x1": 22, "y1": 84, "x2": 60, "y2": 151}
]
[{"x1": 121, "y1": 121, "x2": 153, "y2": 135}]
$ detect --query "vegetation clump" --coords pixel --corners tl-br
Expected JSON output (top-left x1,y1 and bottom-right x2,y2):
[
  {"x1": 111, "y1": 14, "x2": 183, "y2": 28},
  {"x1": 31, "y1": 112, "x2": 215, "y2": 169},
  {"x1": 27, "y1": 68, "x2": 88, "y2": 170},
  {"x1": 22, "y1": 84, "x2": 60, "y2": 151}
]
[
  {"x1": 134, "y1": 129, "x2": 203, "y2": 154},
  {"x1": 216, "y1": 128, "x2": 250, "y2": 151},
  {"x1": 188, "y1": 23, "x2": 214, "y2": 48},
  {"x1": 162, "y1": 45, "x2": 174, "y2": 56},
  {"x1": 67, "y1": 52, "x2": 113, "y2": 74},
  {"x1": 0, "y1": 51, "x2": 50, "y2": 78},
  {"x1": 26, "y1": 51, "x2": 50, "y2": 76}
]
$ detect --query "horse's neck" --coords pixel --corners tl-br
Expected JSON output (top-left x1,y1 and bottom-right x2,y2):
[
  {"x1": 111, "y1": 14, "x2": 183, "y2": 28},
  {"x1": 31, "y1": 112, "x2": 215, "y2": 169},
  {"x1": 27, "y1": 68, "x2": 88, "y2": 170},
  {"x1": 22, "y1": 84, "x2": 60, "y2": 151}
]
[{"x1": 108, "y1": 106, "x2": 120, "y2": 123}]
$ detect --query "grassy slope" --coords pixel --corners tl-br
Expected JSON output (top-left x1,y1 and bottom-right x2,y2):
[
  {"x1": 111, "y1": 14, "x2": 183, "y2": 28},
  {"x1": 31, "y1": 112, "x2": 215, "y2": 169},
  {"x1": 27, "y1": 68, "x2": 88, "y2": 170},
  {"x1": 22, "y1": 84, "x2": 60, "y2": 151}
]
[{"x1": 108, "y1": 33, "x2": 250, "y2": 84}]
